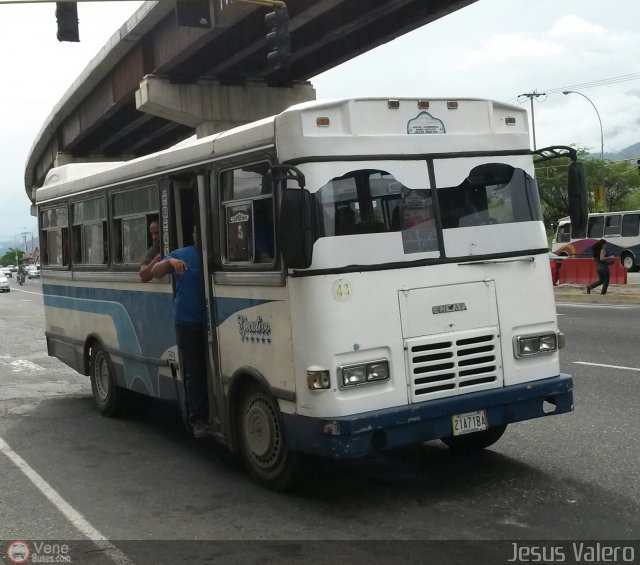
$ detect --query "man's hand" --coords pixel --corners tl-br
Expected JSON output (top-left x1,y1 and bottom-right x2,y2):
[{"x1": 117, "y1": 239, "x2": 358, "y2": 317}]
[
  {"x1": 168, "y1": 257, "x2": 188, "y2": 274},
  {"x1": 139, "y1": 253, "x2": 161, "y2": 283}
]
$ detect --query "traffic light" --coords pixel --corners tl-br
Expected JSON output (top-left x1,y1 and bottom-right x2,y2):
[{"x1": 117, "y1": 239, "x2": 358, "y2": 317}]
[
  {"x1": 264, "y1": 6, "x2": 291, "y2": 70},
  {"x1": 176, "y1": 0, "x2": 212, "y2": 28},
  {"x1": 55, "y1": 2, "x2": 79, "y2": 43}
]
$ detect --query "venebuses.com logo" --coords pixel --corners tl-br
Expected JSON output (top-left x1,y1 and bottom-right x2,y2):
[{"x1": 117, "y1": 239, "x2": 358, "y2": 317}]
[
  {"x1": 7, "y1": 541, "x2": 30, "y2": 564},
  {"x1": 6, "y1": 540, "x2": 72, "y2": 563}
]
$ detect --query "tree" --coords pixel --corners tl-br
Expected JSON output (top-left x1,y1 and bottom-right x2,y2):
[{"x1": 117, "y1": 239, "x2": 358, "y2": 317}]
[
  {"x1": 1, "y1": 248, "x2": 23, "y2": 266},
  {"x1": 535, "y1": 147, "x2": 640, "y2": 233}
]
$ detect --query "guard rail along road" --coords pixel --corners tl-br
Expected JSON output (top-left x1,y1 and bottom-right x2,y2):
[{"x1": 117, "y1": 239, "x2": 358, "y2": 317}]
[{"x1": 551, "y1": 257, "x2": 640, "y2": 304}]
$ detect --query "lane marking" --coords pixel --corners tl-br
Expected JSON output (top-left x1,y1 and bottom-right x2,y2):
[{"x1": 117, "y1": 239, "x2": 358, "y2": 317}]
[
  {"x1": 557, "y1": 302, "x2": 640, "y2": 309},
  {"x1": 7, "y1": 360, "x2": 45, "y2": 372},
  {"x1": 574, "y1": 361, "x2": 640, "y2": 373},
  {"x1": 8, "y1": 287, "x2": 43, "y2": 296},
  {"x1": 0, "y1": 437, "x2": 134, "y2": 565}
]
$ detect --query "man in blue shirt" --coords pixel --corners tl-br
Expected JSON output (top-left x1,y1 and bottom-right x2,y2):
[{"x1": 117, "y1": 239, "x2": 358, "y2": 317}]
[{"x1": 150, "y1": 226, "x2": 208, "y2": 438}]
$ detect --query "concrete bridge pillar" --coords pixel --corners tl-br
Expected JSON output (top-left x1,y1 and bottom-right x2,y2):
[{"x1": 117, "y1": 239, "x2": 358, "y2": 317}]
[{"x1": 135, "y1": 75, "x2": 316, "y2": 137}]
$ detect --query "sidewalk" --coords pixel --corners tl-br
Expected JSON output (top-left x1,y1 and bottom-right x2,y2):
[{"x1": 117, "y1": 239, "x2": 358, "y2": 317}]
[{"x1": 553, "y1": 282, "x2": 640, "y2": 304}]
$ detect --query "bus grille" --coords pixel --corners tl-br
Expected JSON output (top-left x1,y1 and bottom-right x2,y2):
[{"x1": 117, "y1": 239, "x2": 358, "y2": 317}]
[{"x1": 406, "y1": 328, "x2": 502, "y2": 402}]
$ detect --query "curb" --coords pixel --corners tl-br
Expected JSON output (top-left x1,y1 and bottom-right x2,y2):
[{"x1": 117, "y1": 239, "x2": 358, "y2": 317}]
[{"x1": 554, "y1": 284, "x2": 640, "y2": 305}]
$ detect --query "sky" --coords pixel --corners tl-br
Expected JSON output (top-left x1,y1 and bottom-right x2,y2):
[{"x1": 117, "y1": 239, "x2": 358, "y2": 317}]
[{"x1": 1, "y1": 0, "x2": 640, "y2": 245}]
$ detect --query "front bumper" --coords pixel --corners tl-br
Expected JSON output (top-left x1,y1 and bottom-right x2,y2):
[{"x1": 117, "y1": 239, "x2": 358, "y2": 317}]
[{"x1": 282, "y1": 374, "x2": 573, "y2": 459}]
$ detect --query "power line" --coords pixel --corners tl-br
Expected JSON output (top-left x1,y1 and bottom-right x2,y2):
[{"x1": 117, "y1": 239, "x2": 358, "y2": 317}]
[
  {"x1": 516, "y1": 90, "x2": 546, "y2": 149},
  {"x1": 543, "y1": 72, "x2": 640, "y2": 95},
  {"x1": 509, "y1": 71, "x2": 640, "y2": 103}
]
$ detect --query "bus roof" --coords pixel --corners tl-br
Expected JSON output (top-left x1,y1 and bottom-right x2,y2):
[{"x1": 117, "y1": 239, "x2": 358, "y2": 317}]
[
  {"x1": 37, "y1": 115, "x2": 275, "y2": 203},
  {"x1": 37, "y1": 97, "x2": 529, "y2": 203}
]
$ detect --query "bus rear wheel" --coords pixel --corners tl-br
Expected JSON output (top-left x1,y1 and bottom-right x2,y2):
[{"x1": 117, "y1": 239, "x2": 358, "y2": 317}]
[
  {"x1": 90, "y1": 344, "x2": 123, "y2": 417},
  {"x1": 441, "y1": 424, "x2": 507, "y2": 451},
  {"x1": 238, "y1": 383, "x2": 298, "y2": 491},
  {"x1": 621, "y1": 253, "x2": 637, "y2": 272}
]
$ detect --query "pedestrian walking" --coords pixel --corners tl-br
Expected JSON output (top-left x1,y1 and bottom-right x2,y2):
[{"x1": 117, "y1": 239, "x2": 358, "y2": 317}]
[{"x1": 586, "y1": 239, "x2": 613, "y2": 295}]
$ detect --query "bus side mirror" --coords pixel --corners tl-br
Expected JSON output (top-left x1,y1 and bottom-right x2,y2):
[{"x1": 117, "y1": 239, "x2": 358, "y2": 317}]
[
  {"x1": 567, "y1": 162, "x2": 588, "y2": 239},
  {"x1": 279, "y1": 188, "x2": 314, "y2": 269}
]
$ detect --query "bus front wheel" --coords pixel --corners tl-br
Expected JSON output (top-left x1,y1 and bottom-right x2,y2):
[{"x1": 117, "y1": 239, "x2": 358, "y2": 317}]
[
  {"x1": 90, "y1": 344, "x2": 122, "y2": 417},
  {"x1": 441, "y1": 424, "x2": 507, "y2": 451},
  {"x1": 238, "y1": 383, "x2": 298, "y2": 491}
]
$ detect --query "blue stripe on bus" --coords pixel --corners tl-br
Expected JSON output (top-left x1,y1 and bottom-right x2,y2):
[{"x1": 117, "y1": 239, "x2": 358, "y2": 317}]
[
  {"x1": 42, "y1": 284, "x2": 279, "y2": 395},
  {"x1": 43, "y1": 284, "x2": 176, "y2": 396},
  {"x1": 43, "y1": 284, "x2": 175, "y2": 355}
]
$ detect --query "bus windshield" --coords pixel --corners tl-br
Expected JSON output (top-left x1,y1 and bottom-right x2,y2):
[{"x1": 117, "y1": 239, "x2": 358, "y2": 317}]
[{"x1": 311, "y1": 161, "x2": 542, "y2": 257}]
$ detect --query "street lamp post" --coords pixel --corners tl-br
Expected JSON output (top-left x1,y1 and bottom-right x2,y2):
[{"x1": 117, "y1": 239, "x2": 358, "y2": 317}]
[
  {"x1": 562, "y1": 90, "x2": 604, "y2": 160},
  {"x1": 13, "y1": 227, "x2": 27, "y2": 266}
]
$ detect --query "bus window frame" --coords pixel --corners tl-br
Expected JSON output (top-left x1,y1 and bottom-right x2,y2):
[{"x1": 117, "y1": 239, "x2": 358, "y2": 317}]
[
  {"x1": 604, "y1": 213, "x2": 622, "y2": 238},
  {"x1": 556, "y1": 222, "x2": 571, "y2": 243},
  {"x1": 71, "y1": 195, "x2": 109, "y2": 269},
  {"x1": 587, "y1": 215, "x2": 604, "y2": 239},
  {"x1": 217, "y1": 160, "x2": 279, "y2": 272},
  {"x1": 39, "y1": 203, "x2": 71, "y2": 270},
  {"x1": 110, "y1": 183, "x2": 160, "y2": 271},
  {"x1": 621, "y1": 213, "x2": 640, "y2": 238}
]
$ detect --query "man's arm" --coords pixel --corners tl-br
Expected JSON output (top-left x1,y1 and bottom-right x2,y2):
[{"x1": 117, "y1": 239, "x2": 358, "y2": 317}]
[
  {"x1": 139, "y1": 253, "x2": 161, "y2": 282},
  {"x1": 149, "y1": 257, "x2": 188, "y2": 279}
]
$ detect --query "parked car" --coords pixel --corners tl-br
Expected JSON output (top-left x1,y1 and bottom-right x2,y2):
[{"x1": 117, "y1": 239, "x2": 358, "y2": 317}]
[
  {"x1": 1, "y1": 267, "x2": 11, "y2": 278},
  {"x1": 27, "y1": 265, "x2": 41, "y2": 279},
  {"x1": 0, "y1": 272, "x2": 9, "y2": 292}
]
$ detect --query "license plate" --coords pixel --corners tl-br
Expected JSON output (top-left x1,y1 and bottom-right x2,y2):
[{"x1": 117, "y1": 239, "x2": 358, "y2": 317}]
[{"x1": 452, "y1": 410, "x2": 487, "y2": 436}]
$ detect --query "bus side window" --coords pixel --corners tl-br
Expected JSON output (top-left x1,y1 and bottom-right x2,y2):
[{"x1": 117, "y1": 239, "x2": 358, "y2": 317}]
[
  {"x1": 40, "y1": 205, "x2": 70, "y2": 267},
  {"x1": 220, "y1": 163, "x2": 274, "y2": 266},
  {"x1": 587, "y1": 216, "x2": 604, "y2": 238},
  {"x1": 557, "y1": 223, "x2": 571, "y2": 243},
  {"x1": 604, "y1": 215, "x2": 621, "y2": 237},
  {"x1": 112, "y1": 186, "x2": 159, "y2": 265},
  {"x1": 622, "y1": 214, "x2": 640, "y2": 237},
  {"x1": 72, "y1": 197, "x2": 108, "y2": 266}
]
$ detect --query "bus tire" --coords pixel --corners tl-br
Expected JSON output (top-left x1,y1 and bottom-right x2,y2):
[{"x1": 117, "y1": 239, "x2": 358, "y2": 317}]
[
  {"x1": 441, "y1": 424, "x2": 507, "y2": 451},
  {"x1": 621, "y1": 253, "x2": 637, "y2": 271},
  {"x1": 90, "y1": 344, "x2": 122, "y2": 417},
  {"x1": 238, "y1": 383, "x2": 298, "y2": 491}
]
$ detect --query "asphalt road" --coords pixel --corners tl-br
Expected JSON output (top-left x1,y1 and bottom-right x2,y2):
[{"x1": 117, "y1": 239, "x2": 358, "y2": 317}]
[{"x1": 0, "y1": 277, "x2": 639, "y2": 564}]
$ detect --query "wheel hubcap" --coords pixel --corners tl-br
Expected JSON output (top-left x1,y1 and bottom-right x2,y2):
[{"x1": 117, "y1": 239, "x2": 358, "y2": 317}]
[
  {"x1": 244, "y1": 395, "x2": 280, "y2": 468},
  {"x1": 94, "y1": 352, "x2": 110, "y2": 401}
]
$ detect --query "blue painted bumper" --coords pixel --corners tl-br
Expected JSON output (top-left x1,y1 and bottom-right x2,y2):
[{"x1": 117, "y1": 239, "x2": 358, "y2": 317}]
[{"x1": 281, "y1": 374, "x2": 573, "y2": 459}]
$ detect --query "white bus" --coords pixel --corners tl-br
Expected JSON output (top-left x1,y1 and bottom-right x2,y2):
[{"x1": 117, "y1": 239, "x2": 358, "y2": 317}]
[
  {"x1": 36, "y1": 97, "x2": 586, "y2": 490},
  {"x1": 552, "y1": 211, "x2": 640, "y2": 270}
]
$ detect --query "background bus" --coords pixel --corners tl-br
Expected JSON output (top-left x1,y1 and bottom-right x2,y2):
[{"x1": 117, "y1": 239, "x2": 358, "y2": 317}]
[
  {"x1": 552, "y1": 210, "x2": 640, "y2": 271},
  {"x1": 36, "y1": 97, "x2": 587, "y2": 490}
]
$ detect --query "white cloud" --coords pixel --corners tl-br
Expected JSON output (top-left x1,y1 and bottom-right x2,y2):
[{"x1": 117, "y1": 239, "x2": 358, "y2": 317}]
[
  {"x1": 438, "y1": 34, "x2": 562, "y2": 71},
  {"x1": 548, "y1": 14, "x2": 607, "y2": 38}
]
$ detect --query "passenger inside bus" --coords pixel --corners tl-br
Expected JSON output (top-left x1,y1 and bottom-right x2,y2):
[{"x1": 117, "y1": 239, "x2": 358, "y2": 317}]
[{"x1": 139, "y1": 217, "x2": 161, "y2": 282}]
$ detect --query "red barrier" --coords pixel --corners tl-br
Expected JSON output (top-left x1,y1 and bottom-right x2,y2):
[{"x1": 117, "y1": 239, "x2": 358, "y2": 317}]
[{"x1": 553, "y1": 258, "x2": 627, "y2": 286}]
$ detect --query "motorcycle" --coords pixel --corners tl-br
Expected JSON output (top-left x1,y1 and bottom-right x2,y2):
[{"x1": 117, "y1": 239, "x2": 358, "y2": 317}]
[{"x1": 17, "y1": 271, "x2": 25, "y2": 285}]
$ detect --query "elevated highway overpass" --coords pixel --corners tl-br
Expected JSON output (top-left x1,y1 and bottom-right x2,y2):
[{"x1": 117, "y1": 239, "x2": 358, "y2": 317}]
[{"x1": 25, "y1": 0, "x2": 477, "y2": 202}]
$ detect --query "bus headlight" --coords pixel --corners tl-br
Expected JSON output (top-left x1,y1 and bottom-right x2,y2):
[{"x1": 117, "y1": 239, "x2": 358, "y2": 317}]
[
  {"x1": 339, "y1": 360, "x2": 390, "y2": 388},
  {"x1": 513, "y1": 332, "x2": 559, "y2": 358}
]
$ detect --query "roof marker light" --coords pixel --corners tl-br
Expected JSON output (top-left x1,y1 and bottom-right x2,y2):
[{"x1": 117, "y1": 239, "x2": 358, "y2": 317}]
[
  {"x1": 447, "y1": 101, "x2": 459, "y2": 110},
  {"x1": 418, "y1": 100, "x2": 429, "y2": 109},
  {"x1": 388, "y1": 99, "x2": 400, "y2": 109},
  {"x1": 316, "y1": 117, "x2": 330, "y2": 127}
]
